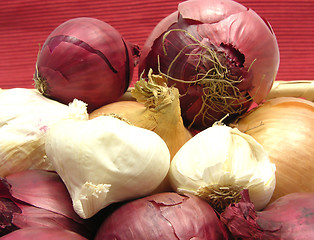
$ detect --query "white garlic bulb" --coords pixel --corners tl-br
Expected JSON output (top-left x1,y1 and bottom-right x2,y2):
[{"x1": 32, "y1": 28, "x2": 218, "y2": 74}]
[
  {"x1": 0, "y1": 88, "x2": 74, "y2": 177},
  {"x1": 45, "y1": 114, "x2": 171, "y2": 219},
  {"x1": 169, "y1": 124, "x2": 276, "y2": 211}
]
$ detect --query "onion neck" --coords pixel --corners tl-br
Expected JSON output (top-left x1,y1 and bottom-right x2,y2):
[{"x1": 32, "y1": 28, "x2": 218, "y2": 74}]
[
  {"x1": 131, "y1": 70, "x2": 192, "y2": 159},
  {"x1": 33, "y1": 67, "x2": 48, "y2": 95}
]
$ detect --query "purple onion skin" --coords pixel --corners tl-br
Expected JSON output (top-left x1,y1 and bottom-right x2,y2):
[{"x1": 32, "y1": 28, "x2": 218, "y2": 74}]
[
  {"x1": 0, "y1": 170, "x2": 97, "y2": 239},
  {"x1": 34, "y1": 17, "x2": 139, "y2": 112},
  {"x1": 256, "y1": 192, "x2": 314, "y2": 240},
  {"x1": 0, "y1": 228, "x2": 88, "y2": 240},
  {"x1": 139, "y1": 0, "x2": 280, "y2": 130},
  {"x1": 95, "y1": 192, "x2": 231, "y2": 240},
  {"x1": 0, "y1": 198, "x2": 20, "y2": 236},
  {"x1": 221, "y1": 191, "x2": 314, "y2": 240}
]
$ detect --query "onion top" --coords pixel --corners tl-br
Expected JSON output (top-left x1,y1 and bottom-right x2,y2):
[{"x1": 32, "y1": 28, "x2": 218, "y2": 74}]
[{"x1": 139, "y1": 0, "x2": 280, "y2": 130}]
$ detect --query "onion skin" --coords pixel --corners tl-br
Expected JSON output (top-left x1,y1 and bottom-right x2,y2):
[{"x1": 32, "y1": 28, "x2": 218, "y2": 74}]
[
  {"x1": 34, "y1": 17, "x2": 139, "y2": 112},
  {"x1": 0, "y1": 228, "x2": 88, "y2": 240},
  {"x1": 0, "y1": 170, "x2": 96, "y2": 238},
  {"x1": 257, "y1": 192, "x2": 314, "y2": 240},
  {"x1": 234, "y1": 97, "x2": 314, "y2": 202},
  {"x1": 95, "y1": 192, "x2": 231, "y2": 240},
  {"x1": 139, "y1": 0, "x2": 279, "y2": 130},
  {"x1": 221, "y1": 191, "x2": 314, "y2": 239}
]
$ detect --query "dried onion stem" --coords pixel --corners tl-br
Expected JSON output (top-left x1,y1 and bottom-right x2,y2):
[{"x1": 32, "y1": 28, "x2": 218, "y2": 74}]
[{"x1": 90, "y1": 69, "x2": 192, "y2": 160}]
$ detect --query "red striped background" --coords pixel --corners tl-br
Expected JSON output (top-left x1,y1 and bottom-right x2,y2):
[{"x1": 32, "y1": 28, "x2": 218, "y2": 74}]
[{"x1": 1, "y1": 0, "x2": 313, "y2": 89}]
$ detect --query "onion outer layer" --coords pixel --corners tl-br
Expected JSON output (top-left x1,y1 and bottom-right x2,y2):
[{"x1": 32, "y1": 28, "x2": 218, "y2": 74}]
[
  {"x1": 221, "y1": 190, "x2": 314, "y2": 239},
  {"x1": 34, "y1": 17, "x2": 139, "y2": 112},
  {"x1": 95, "y1": 192, "x2": 231, "y2": 239},
  {"x1": 0, "y1": 228, "x2": 88, "y2": 240},
  {"x1": 0, "y1": 170, "x2": 96, "y2": 239},
  {"x1": 139, "y1": 0, "x2": 279, "y2": 130},
  {"x1": 234, "y1": 97, "x2": 314, "y2": 202}
]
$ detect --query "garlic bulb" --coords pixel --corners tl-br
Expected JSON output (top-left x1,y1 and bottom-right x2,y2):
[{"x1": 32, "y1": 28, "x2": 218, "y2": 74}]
[
  {"x1": 0, "y1": 88, "x2": 76, "y2": 177},
  {"x1": 169, "y1": 123, "x2": 276, "y2": 211},
  {"x1": 45, "y1": 113, "x2": 171, "y2": 219}
]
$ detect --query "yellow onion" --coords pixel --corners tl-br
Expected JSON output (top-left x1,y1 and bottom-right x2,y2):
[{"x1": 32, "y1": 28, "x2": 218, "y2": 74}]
[
  {"x1": 234, "y1": 97, "x2": 314, "y2": 202},
  {"x1": 90, "y1": 70, "x2": 192, "y2": 160},
  {"x1": 90, "y1": 72, "x2": 193, "y2": 193}
]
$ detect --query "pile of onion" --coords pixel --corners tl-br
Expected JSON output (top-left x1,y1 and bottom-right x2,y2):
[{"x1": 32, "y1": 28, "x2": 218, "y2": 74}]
[
  {"x1": 139, "y1": 0, "x2": 280, "y2": 130},
  {"x1": 234, "y1": 97, "x2": 314, "y2": 202},
  {"x1": 34, "y1": 17, "x2": 139, "y2": 112}
]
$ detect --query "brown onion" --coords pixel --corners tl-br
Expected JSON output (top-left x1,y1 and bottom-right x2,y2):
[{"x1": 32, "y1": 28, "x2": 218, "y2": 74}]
[
  {"x1": 234, "y1": 97, "x2": 314, "y2": 202},
  {"x1": 95, "y1": 192, "x2": 231, "y2": 239},
  {"x1": 139, "y1": 0, "x2": 279, "y2": 130}
]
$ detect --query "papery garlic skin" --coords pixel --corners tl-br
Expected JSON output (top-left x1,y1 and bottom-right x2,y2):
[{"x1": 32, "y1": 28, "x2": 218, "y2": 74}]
[
  {"x1": 0, "y1": 88, "x2": 79, "y2": 177},
  {"x1": 169, "y1": 124, "x2": 276, "y2": 211},
  {"x1": 45, "y1": 115, "x2": 171, "y2": 219}
]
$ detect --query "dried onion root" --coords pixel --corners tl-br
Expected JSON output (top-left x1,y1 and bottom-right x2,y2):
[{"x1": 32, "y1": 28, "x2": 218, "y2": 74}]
[
  {"x1": 122, "y1": 80, "x2": 314, "y2": 104},
  {"x1": 159, "y1": 29, "x2": 254, "y2": 129}
]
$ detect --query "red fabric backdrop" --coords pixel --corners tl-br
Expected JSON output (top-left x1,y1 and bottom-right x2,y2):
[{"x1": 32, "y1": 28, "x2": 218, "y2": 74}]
[{"x1": 1, "y1": 0, "x2": 313, "y2": 89}]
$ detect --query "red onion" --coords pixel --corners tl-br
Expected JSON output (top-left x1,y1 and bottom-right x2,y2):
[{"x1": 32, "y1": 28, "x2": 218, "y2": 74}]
[
  {"x1": 34, "y1": 17, "x2": 140, "y2": 112},
  {"x1": 0, "y1": 228, "x2": 88, "y2": 240},
  {"x1": 139, "y1": 0, "x2": 280, "y2": 130},
  {"x1": 221, "y1": 190, "x2": 314, "y2": 239},
  {"x1": 95, "y1": 192, "x2": 231, "y2": 239},
  {"x1": 0, "y1": 170, "x2": 96, "y2": 239}
]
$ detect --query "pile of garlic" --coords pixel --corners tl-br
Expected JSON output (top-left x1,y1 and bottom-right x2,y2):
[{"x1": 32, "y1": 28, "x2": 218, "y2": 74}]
[
  {"x1": 0, "y1": 86, "x2": 276, "y2": 219},
  {"x1": 169, "y1": 122, "x2": 276, "y2": 211}
]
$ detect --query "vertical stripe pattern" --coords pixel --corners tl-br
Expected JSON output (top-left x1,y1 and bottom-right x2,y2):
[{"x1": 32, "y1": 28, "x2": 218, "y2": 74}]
[{"x1": 0, "y1": 0, "x2": 313, "y2": 88}]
